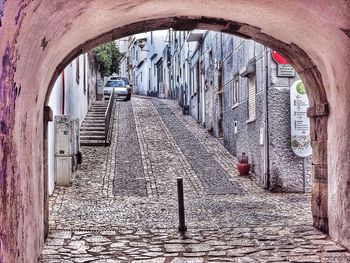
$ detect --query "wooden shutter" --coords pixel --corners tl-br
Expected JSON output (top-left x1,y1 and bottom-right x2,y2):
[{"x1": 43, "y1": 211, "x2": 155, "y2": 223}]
[{"x1": 248, "y1": 75, "x2": 256, "y2": 120}]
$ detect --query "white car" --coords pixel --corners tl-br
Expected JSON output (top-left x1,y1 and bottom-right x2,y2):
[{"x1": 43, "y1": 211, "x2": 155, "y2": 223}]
[{"x1": 103, "y1": 80, "x2": 131, "y2": 100}]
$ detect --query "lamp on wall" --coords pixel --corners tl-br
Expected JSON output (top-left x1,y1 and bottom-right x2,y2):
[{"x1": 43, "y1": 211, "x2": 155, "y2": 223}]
[{"x1": 137, "y1": 41, "x2": 149, "y2": 52}]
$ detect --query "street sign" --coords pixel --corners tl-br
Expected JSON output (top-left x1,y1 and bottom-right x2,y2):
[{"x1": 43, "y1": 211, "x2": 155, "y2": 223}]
[
  {"x1": 271, "y1": 50, "x2": 289, "y2": 64},
  {"x1": 290, "y1": 80, "x2": 312, "y2": 157},
  {"x1": 272, "y1": 50, "x2": 295, "y2": 77},
  {"x1": 277, "y1": 64, "x2": 295, "y2": 77}
]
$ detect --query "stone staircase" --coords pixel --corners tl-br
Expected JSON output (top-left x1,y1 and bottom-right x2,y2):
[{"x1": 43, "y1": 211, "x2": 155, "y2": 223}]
[{"x1": 80, "y1": 102, "x2": 108, "y2": 146}]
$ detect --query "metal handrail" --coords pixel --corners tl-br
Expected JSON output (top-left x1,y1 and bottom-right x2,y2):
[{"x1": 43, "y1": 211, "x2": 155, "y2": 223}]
[{"x1": 104, "y1": 88, "x2": 115, "y2": 145}]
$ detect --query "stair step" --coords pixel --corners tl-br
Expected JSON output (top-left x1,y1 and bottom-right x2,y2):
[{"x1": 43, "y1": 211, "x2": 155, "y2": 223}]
[
  {"x1": 81, "y1": 135, "x2": 105, "y2": 140},
  {"x1": 86, "y1": 112, "x2": 105, "y2": 118},
  {"x1": 85, "y1": 113, "x2": 105, "y2": 118},
  {"x1": 80, "y1": 131, "x2": 105, "y2": 136},
  {"x1": 89, "y1": 110, "x2": 106, "y2": 113},
  {"x1": 90, "y1": 107, "x2": 106, "y2": 110},
  {"x1": 84, "y1": 118, "x2": 105, "y2": 121},
  {"x1": 83, "y1": 120, "x2": 105, "y2": 124},
  {"x1": 87, "y1": 112, "x2": 106, "y2": 115},
  {"x1": 81, "y1": 127, "x2": 105, "y2": 131},
  {"x1": 80, "y1": 140, "x2": 106, "y2": 146},
  {"x1": 84, "y1": 117, "x2": 105, "y2": 120},
  {"x1": 81, "y1": 122, "x2": 105, "y2": 126},
  {"x1": 91, "y1": 107, "x2": 107, "y2": 110},
  {"x1": 81, "y1": 124, "x2": 105, "y2": 128},
  {"x1": 86, "y1": 115, "x2": 105, "y2": 119}
]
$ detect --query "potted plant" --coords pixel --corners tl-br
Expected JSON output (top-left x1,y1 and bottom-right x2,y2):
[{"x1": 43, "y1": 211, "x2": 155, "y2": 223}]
[{"x1": 237, "y1": 152, "x2": 251, "y2": 176}]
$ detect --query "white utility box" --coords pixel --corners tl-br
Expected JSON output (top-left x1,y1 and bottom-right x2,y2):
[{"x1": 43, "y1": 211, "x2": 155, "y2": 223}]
[{"x1": 55, "y1": 115, "x2": 73, "y2": 186}]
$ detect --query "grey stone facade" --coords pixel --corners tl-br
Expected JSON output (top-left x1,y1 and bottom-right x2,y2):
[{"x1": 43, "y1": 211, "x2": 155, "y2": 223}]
[{"x1": 169, "y1": 30, "x2": 311, "y2": 193}]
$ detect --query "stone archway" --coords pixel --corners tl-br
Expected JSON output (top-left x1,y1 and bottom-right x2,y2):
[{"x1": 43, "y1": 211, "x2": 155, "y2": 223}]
[{"x1": 0, "y1": 1, "x2": 349, "y2": 262}]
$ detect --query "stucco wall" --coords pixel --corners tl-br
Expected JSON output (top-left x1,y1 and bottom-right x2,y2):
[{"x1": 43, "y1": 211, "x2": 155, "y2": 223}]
[
  {"x1": 47, "y1": 54, "x2": 98, "y2": 196},
  {"x1": 47, "y1": 76, "x2": 63, "y2": 195}
]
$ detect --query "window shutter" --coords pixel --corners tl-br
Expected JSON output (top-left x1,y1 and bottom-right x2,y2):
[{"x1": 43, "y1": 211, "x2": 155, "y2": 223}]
[{"x1": 248, "y1": 75, "x2": 256, "y2": 120}]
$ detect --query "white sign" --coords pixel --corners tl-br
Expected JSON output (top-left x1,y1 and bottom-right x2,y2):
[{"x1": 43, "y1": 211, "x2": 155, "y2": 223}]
[
  {"x1": 290, "y1": 80, "x2": 312, "y2": 157},
  {"x1": 278, "y1": 64, "x2": 295, "y2": 77}
]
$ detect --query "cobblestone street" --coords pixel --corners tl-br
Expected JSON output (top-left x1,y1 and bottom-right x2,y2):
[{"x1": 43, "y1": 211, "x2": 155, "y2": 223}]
[{"x1": 40, "y1": 97, "x2": 349, "y2": 262}]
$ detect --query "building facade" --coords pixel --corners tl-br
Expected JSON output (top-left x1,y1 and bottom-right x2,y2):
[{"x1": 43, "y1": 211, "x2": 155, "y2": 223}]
[
  {"x1": 118, "y1": 31, "x2": 172, "y2": 98},
  {"x1": 169, "y1": 30, "x2": 312, "y2": 192},
  {"x1": 47, "y1": 53, "x2": 99, "y2": 195},
  {"x1": 118, "y1": 33, "x2": 149, "y2": 95}
]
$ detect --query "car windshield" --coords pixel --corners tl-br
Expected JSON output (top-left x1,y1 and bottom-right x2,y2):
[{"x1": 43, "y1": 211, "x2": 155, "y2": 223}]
[
  {"x1": 110, "y1": 77, "x2": 129, "y2": 85},
  {"x1": 105, "y1": 80, "x2": 124, "y2": 87}
]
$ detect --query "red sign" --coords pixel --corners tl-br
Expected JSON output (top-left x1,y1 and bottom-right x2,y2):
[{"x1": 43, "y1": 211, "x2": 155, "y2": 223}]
[{"x1": 271, "y1": 50, "x2": 289, "y2": 65}]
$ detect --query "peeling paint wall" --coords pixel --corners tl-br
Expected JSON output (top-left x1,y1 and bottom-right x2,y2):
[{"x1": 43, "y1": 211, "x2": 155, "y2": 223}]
[{"x1": 0, "y1": 0, "x2": 349, "y2": 262}]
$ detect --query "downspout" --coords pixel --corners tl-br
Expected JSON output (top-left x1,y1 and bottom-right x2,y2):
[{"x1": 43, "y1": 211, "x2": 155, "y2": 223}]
[
  {"x1": 218, "y1": 32, "x2": 224, "y2": 137},
  {"x1": 168, "y1": 29, "x2": 172, "y2": 98},
  {"x1": 95, "y1": 66, "x2": 98, "y2": 101},
  {"x1": 264, "y1": 47, "x2": 270, "y2": 190},
  {"x1": 61, "y1": 71, "x2": 65, "y2": 115}
]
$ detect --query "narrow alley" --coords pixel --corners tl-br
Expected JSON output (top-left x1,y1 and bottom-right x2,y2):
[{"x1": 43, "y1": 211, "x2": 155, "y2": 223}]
[{"x1": 40, "y1": 97, "x2": 349, "y2": 263}]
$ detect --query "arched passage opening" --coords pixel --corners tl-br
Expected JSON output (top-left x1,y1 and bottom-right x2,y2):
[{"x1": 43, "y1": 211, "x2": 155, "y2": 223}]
[
  {"x1": 44, "y1": 15, "x2": 330, "y2": 228},
  {"x1": 0, "y1": 1, "x2": 349, "y2": 262}
]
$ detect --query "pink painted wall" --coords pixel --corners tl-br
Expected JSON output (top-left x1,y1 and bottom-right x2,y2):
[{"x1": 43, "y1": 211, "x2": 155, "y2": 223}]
[{"x1": 0, "y1": 1, "x2": 349, "y2": 262}]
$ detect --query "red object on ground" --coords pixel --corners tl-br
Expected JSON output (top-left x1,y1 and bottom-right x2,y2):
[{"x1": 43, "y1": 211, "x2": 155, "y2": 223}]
[
  {"x1": 271, "y1": 50, "x2": 289, "y2": 64},
  {"x1": 237, "y1": 163, "x2": 251, "y2": 176}
]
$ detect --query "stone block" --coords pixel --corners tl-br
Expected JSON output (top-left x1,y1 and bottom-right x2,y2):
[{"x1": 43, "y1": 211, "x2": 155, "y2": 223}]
[
  {"x1": 311, "y1": 178, "x2": 328, "y2": 232},
  {"x1": 313, "y1": 164, "x2": 327, "y2": 182},
  {"x1": 311, "y1": 140, "x2": 327, "y2": 165},
  {"x1": 307, "y1": 104, "x2": 329, "y2": 118},
  {"x1": 309, "y1": 116, "x2": 327, "y2": 141},
  {"x1": 56, "y1": 156, "x2": 72, "y2": 186}
]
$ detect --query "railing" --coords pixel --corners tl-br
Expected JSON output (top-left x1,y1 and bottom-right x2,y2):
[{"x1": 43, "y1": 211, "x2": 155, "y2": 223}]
[{"x1": 104, "y1": 88, "x2": 115, "y2": 145}]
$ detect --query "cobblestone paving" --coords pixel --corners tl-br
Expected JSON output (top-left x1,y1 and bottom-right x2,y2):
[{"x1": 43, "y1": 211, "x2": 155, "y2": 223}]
[
  {"x1": 150, "y1": 99, "x2": 242, "y2": 195},
  {"x1": 41, "y1": 97, "x2": 349, "y2": 262},
  {"x1": 113, "y1": 101, "x2": 147, "y2": 197}
]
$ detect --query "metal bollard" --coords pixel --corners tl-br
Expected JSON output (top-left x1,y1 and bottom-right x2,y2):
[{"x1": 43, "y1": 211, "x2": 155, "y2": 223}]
[{"x1": 177, "y1": 177, "x2": 187, "y2": 232}]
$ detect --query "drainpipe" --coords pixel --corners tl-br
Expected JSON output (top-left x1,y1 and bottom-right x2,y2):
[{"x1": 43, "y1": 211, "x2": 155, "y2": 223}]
[
  {"x1": 61, "y1": 71, "x2": 65, "y2": 115},
  {"x1": 264, "y1": 47, "x2": 270, "y2": 190},
  {"x1": 218, "y1": 32, "x2": 224, "y2": 137}
]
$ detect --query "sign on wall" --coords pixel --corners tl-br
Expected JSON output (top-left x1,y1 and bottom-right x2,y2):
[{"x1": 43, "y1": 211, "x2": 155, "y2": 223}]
[
  {"x1": 271, "y1": 50, "x2": 289, "y2": 64},
  {"x1": 290, "y1": 80, "x2": 312, "y2": 157},
  {"x1": 272, "y1": 50, "x2": 295, "y2": 77},
  {"x1": 277, "y1": 64, "x2": 295, "y2": 77}
]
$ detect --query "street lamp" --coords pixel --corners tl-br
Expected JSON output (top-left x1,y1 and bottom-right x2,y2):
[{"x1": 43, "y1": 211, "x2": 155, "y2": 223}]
[{"x1": 137, "y1": 42, "x2": 149, "y2": 52}]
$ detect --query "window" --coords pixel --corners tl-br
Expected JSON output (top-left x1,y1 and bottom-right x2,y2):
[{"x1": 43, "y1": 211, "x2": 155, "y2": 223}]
[
  {"x1": 208, "y1": 50, "x2": 214, "y2": 86},
  {"x1": 230, "y1": 75, "x2": 239, "y2": 107},
  {"x1": 76, "y1": 57, "x2": 80, "y2": 84},
  {"x1": 83, "y1": 55, "x2": 86, "y2": 94},
  {"x1": 247, "y1": 75, "x2": 256, "y2": 121}
]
